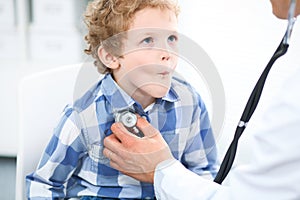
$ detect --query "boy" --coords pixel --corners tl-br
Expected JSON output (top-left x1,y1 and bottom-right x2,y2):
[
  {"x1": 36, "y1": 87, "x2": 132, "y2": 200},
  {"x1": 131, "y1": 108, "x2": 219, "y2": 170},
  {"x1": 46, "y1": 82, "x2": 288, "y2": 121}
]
[{"x1": 26, "y1": 0, "x2": 218, "y2": 199}]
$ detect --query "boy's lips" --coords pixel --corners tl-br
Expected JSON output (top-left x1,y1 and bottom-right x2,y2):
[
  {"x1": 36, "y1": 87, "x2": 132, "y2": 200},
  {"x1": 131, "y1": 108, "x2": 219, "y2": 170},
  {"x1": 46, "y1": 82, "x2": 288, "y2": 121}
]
[
  {"x1": 158, "y1": 71, "x2": 170, "y2": 76},
  {"x1": 157, "y1": 71, "x2": 172, "y2": 79}
]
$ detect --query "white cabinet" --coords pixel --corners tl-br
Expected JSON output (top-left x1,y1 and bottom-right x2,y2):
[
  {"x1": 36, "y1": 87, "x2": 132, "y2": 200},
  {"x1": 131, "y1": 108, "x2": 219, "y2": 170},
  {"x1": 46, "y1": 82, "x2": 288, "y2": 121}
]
[
  {"x1": 29, "y1": 0, "x2": 87, "y2": 62},
  {"x1": 29, "y1": 27, "x2": 84, "y2": 63},
  {"x1": 31, "y1": 0, "x2": 85, "y2": 28},
  {"x1": 0, "y1": 0, "x2": 19, "y2": 61},
  {"x1": 0, "y1": 28, "x2": 21, "y2": 60}
]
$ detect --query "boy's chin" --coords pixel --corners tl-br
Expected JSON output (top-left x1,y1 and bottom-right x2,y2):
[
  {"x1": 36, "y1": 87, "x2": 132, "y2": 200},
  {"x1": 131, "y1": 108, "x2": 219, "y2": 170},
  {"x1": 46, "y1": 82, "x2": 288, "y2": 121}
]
[{"x1": 144, "y1": 85, "x2": 170, "y2": 99}]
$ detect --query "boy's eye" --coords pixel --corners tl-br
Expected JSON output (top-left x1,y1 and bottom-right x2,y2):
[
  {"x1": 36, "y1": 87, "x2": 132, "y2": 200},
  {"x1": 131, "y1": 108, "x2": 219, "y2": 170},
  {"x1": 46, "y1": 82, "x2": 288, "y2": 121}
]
[
  {"x1": 141, "y1": 37, "x2": 154, "y2": 45},
  {"x1": 168, "y1": 35, "x2": 178, "y2": 43}
]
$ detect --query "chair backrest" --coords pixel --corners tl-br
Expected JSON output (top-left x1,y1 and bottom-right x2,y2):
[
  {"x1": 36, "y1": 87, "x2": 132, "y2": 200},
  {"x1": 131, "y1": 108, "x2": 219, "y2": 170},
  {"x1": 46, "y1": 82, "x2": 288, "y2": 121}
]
[{"x1": 15, "y1": 62, "x2": 100, "y2": 200}]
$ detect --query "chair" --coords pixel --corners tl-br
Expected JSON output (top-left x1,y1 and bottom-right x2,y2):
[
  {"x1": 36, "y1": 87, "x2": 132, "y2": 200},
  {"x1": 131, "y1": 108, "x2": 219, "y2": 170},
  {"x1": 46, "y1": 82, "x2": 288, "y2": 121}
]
[{"x1": 15, "y1": 62, "x2": 100, "y2": 200}]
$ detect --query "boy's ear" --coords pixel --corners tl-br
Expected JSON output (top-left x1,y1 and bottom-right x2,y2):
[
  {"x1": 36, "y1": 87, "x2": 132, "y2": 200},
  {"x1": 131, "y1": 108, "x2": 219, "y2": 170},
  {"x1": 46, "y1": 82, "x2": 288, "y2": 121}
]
[{"x1": 97, "y1": 46, "x2": 120, "y2": 69}]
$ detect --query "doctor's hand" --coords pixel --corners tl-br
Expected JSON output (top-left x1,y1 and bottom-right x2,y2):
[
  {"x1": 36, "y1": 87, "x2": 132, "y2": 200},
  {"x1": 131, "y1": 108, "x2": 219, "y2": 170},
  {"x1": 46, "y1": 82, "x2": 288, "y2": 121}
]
[{"x1": 103, "y1": 117, "x2": 174, "y2": 183}]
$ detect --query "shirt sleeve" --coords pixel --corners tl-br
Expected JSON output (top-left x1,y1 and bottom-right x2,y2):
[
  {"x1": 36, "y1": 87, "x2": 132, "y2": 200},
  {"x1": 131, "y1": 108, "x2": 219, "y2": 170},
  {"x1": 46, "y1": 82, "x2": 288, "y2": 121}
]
[
  {"x1": 25, "y1": 107, "x2": 87, "y2": 199},
  {"x1": 181, "y1": 91, "x2": 219, "y2": 179}
]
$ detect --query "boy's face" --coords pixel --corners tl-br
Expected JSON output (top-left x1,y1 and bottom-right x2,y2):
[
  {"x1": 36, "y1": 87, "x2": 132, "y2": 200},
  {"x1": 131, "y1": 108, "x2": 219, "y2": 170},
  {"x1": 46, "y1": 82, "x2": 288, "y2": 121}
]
[{"x1": 112, "y1": 8, "x2": 178, "y2": 107}]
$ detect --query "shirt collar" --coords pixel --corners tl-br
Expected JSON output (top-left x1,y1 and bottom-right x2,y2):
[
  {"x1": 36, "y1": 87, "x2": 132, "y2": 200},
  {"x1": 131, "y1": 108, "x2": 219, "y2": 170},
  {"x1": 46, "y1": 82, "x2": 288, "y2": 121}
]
[{"x1": 161, "y1": 84, "x2": 179, "y2": 103}]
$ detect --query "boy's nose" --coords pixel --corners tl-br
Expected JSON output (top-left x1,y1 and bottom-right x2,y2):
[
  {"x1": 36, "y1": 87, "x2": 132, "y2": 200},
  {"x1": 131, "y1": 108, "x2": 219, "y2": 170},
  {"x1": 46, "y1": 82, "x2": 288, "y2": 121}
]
[
  {"x1": 160, "y1": 49, "x2": 171, "y2": 61},
  {"x1": 161, "y1": 54, "x2": 170, "y2": 61}
]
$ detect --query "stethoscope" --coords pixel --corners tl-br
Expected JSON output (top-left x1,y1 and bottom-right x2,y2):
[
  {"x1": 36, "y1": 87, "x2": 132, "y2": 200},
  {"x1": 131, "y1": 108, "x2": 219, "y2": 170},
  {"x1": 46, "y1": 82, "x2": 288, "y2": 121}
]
[
  {"x1": 214, "y1": 0, "x2": 298, "y2": 184},
  {"x1": 114, "y1": 109, "x2": 144, "y2": 138}
]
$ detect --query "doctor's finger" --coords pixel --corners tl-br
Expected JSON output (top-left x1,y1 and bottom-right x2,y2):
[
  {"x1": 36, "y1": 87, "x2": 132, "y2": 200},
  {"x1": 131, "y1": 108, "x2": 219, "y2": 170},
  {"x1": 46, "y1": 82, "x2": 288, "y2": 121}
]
[
  {"x1": 103, "y1": 147, "x2": 120, "y2": 161},
  {"x1": 136, "y1": 117, "x2": 160, "y2": 138},
  {"x1": 110, "y1": 122, "x2": 139, "y2": 145},
  {"x1": 103, "y1": 133, "x2": 126, "y2": 156},
  {"x1": 104, "y1": 149, "x2": 127, "y2": 171},
  {"x1": 105, "y1": 149, "x2": 139, "y2": 173}
]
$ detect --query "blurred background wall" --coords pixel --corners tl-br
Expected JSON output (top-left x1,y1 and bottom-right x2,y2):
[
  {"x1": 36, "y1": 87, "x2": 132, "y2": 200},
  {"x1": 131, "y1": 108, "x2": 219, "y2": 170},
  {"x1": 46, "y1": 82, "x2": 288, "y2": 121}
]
[
  {"x1": 0, "y1": 0, "x2": 91, "y2": 198},
  {"x1": 0, "y1": 0, "x2": 299, "y2": 199}
]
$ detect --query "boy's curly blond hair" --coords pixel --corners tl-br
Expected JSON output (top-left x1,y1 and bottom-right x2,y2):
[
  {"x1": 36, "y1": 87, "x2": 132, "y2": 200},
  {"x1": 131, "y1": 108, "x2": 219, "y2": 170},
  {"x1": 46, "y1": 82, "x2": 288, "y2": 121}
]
[{"x1": 84, "y1": 0, "x2": 180, "y2": 74}]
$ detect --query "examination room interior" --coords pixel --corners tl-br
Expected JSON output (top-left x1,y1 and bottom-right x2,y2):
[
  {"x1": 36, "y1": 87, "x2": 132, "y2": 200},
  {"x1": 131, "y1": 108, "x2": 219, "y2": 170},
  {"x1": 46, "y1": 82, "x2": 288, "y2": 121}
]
[{"x1": 1, "y1": 0, "x2": 299, "y2": 199}]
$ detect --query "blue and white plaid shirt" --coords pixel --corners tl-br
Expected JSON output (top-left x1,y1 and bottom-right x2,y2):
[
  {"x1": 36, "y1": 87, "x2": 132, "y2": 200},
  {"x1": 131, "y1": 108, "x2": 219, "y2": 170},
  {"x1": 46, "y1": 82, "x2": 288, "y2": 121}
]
[{"x1": 26, "y1": 73, "x2": 218, "y2": 199}]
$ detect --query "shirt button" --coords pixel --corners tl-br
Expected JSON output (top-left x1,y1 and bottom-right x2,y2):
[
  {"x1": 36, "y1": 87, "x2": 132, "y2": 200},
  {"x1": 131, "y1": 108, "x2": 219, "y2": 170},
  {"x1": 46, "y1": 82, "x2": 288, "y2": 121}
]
[{"x1": 144, "y1": 197, "x2": 152, "y2": 200}]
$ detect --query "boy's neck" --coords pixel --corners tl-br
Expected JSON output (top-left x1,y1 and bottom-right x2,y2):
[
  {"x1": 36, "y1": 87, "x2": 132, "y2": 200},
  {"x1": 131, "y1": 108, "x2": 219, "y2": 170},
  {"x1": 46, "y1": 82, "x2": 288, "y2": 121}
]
[
  {"x1": 132, "y1": 92, "x2": 155, "y2": 109},
  {"x1": 111, "y1": 73, "x2": 156, "y2": 109}
]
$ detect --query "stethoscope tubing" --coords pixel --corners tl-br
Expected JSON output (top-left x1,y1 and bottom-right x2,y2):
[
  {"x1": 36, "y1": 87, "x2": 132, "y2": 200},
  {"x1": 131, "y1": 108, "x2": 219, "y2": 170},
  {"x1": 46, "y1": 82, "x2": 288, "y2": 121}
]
[{"x1": 214, "y1": 0, "x2": 297, "y2": 184}]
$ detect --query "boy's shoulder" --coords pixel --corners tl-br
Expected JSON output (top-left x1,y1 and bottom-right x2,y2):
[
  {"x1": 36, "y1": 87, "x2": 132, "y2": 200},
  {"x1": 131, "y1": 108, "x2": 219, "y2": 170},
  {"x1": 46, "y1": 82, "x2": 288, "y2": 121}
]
[{"x1": 70, "y1": 75, "x2": 106, "y2": 113}]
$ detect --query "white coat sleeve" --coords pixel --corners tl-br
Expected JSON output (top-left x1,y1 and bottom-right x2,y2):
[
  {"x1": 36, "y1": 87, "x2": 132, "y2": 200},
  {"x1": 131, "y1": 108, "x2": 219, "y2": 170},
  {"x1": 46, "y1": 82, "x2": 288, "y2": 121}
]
[
  {"x1": 154, "y1": 159, "x2": 228, "y2": 200},
  {"x1": 154, "y1": 69, "x2": 300, "y2": 200}
]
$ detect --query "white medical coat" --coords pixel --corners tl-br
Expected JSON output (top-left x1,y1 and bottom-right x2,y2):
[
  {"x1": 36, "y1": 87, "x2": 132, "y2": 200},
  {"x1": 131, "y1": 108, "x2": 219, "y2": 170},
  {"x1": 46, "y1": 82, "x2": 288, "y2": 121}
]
[{"x1": 154, "y1": 68, "x2": 300, "y2": 200}]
